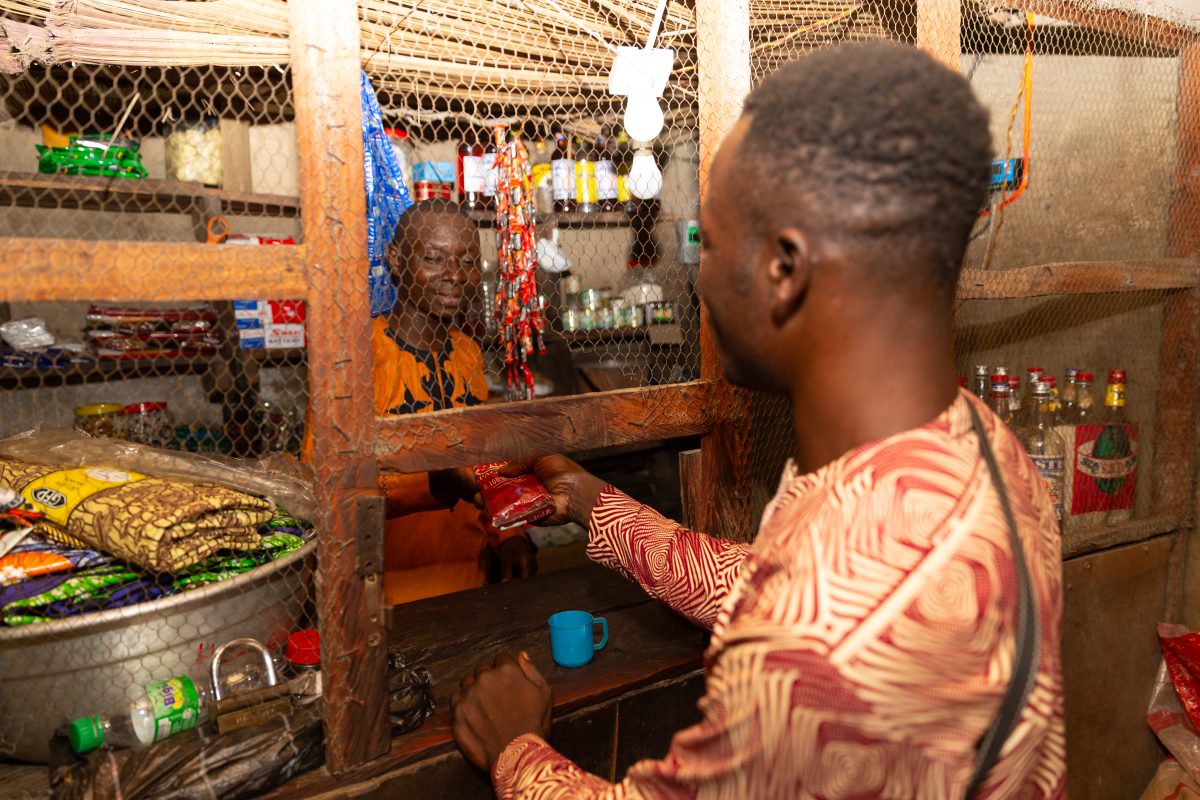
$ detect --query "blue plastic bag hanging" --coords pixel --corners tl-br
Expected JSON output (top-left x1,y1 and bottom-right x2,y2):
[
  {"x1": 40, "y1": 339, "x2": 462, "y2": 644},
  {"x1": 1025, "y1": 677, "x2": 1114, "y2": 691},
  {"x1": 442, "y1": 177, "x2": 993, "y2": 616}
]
[{"x1": 360, "y1": 72, "x2": 412, "y2": 317}]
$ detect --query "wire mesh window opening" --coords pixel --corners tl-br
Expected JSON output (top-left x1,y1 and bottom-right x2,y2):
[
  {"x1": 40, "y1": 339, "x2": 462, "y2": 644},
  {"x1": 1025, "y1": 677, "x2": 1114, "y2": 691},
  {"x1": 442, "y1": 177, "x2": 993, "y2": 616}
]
[{"x1": 739, "y1": 3, "x2": 1195, "y2": 524}]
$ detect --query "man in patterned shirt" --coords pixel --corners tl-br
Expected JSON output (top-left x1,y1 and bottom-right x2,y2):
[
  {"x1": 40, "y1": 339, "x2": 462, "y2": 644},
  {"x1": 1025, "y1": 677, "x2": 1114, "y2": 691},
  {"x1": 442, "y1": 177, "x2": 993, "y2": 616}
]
[{"x1": 451, "y1": 42, "x2": 1066, "y2": 798}]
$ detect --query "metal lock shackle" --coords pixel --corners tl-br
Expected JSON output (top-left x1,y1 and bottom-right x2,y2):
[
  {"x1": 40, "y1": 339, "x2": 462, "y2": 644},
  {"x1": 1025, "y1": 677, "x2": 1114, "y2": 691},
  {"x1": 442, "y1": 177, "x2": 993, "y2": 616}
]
[{"x1": 210, "y1": 637, "x2": 279, "y2": 701}]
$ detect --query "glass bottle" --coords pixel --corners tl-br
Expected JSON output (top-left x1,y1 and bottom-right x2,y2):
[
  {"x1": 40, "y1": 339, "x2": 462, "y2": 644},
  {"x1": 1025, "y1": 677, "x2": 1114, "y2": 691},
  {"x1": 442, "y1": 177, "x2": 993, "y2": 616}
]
[
  {"x1": 971, "y1": 364, "x2": 989, "y2": 401},
  {"x1": 1042, "y1": 375, "x2": 1062, "y2": 423},
  {"x1": 1103, "y1": 369, "x2": 1128, "y2": 424},
  {"x1": 1068, "y1": 372, "x2": 1096, "y2": 423},
  {"x1": 1023, "y1": 366, "x2": 1044, "y2": 409},
  {"x1": 458, "y1": 129, "x2": 486, "y2": 210},
  {"x1": 69, "y1": 674, "x2": 211, "y2": 754},
  {"x1": 550, "y1": 132, "x2": 575, "y2": 213},
  {"x1": 1060, "y1": 369, "x2": 1078, "y2": 420},
  {"x1": 595, "y1": 133, "x2": 619, "y2": 213},
  {"x1": 481, "y1": 141, "x2": 498, "y2": 212},
  {"x1": 574, "y1": 136, "x2": 598, "y2": 214},
  {"x1": 1006, "y1": 374, "x2": 1022, "y2": 418},
  {"x1": 988, "y1": 375, "x2": 1013, "y2": 426},
  {"x1": 1017, "y1": 380, "x2": 1067, "y2": 521}
]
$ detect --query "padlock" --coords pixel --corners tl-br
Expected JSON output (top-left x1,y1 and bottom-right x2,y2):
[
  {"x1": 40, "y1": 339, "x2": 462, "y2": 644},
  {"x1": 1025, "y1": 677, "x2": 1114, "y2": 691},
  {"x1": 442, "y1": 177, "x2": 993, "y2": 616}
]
[{"x1": 210, "y1": 637, "x2": 294, "y2": 735}]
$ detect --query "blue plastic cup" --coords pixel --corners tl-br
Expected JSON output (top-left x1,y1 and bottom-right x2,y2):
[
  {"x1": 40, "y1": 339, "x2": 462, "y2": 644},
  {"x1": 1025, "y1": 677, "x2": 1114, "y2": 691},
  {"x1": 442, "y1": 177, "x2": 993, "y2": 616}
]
[{"x1": 548, "y1": 610, "x2": 608, "y2": 668}]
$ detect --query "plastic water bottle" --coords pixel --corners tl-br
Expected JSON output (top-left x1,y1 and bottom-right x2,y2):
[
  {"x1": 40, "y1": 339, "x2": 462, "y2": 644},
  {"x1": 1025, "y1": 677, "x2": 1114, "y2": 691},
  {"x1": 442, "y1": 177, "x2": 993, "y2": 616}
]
[{"x1": 68, "y1": 675, "x2": 211, "y2": 754}]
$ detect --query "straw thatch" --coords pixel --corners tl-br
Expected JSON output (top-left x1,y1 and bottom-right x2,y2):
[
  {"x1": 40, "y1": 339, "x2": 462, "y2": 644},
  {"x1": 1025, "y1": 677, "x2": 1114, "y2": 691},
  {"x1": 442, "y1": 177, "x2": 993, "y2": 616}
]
[{"x1": 0, "y1": 0, "x2": 889, "y2": 110}]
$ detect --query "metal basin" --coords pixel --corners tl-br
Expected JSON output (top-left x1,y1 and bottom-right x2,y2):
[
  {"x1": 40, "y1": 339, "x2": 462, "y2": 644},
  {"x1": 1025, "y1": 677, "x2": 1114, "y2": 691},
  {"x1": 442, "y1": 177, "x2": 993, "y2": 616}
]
[{"x1": 0, "y1": 541, "x2": 315, "y2": 762}]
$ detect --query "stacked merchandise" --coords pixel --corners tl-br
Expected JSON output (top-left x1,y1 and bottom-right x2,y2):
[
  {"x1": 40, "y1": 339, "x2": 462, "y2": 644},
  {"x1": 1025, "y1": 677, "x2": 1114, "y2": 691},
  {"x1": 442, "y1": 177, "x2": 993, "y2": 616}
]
[
  {"x1": 0, "y1": 458, "x2": 312, "y2": 626},
  {"x1": 969, "y1": 364, "x2": 1137, "y2": 530},
  {"x1": 84, "y1": 304, "x2": 221, "y2": 359},
  {"x1": 0, "y1": 429, "x2": 317, "y2": 626},
  {"x1": 233, "y1": 300, "x2": 307, "y2": 350}
]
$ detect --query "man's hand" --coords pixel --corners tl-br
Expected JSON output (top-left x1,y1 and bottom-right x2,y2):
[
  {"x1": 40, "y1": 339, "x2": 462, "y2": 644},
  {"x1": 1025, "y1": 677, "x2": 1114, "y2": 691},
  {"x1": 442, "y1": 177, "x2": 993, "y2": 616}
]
[
  {"x1": 451, "y1": 651, "x2": 552, "y2": 772},
  {"x1": 499, "y1": 456, "x2": 608, "y2": 528},
  {"x1": 496, "y1": 535, "x2": 537, "y2": 581}
]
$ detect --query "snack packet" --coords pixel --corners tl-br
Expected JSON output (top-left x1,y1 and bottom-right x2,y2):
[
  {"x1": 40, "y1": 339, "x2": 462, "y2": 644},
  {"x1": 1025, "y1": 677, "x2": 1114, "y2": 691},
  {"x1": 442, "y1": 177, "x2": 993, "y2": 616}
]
[{"x1": 473, "y1": 462, "x2": 556, "y2": 530}]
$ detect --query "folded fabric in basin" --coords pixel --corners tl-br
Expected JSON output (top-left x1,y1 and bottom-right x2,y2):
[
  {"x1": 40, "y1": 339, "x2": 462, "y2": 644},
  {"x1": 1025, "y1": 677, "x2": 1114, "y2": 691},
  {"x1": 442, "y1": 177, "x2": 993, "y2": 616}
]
[{"x1": 0, "y1": 459, "x2": 270, "y2": 573}]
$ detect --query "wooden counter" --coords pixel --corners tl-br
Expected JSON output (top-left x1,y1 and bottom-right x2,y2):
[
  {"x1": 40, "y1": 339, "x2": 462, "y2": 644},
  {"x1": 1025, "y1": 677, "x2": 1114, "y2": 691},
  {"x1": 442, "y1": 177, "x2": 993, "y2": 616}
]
[{"x1": 263, "y1": 564, "x2": 708, "y2": 798}]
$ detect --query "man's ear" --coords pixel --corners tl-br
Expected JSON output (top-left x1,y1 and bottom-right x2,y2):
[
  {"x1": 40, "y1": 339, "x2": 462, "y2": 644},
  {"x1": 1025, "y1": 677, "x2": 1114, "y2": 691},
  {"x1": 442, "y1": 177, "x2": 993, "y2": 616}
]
[{"x1": 767, "y1": 226, "x2": 811, "y2": 327}]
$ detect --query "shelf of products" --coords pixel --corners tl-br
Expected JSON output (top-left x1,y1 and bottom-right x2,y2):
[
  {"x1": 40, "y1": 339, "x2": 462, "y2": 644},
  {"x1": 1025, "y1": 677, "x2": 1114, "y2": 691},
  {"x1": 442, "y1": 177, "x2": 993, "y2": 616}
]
[
  {"x1": 467, "y1": 208, "x2": 632, "y2": 228},
  {"x1": 0, "y1": 171, "x2": 300, "y2": 217},
  {"x1": 0, "y1": 349, "x2": 305, "y2": 390}
]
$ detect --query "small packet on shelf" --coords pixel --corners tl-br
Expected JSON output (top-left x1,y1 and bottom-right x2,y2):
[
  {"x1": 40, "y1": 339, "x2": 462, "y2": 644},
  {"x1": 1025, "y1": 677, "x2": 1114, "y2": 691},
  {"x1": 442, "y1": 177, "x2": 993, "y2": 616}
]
[{"x1": 473, "y1": 462, "x2": 555, "y2": 530}]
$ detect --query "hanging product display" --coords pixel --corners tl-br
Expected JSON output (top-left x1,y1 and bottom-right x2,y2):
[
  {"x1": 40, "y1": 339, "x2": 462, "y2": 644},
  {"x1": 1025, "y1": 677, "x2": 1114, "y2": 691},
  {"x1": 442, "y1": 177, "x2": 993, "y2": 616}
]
[{"x1": 491, "y1": 125, "x2": 547, "y2": 401}]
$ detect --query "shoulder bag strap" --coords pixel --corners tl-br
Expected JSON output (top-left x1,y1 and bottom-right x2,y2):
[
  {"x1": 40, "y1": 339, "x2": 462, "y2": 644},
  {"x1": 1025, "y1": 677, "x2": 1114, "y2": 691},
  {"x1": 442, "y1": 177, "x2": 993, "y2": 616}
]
[{"x1": 964, "y1": 401, "x2": 1042, "y2": 798}]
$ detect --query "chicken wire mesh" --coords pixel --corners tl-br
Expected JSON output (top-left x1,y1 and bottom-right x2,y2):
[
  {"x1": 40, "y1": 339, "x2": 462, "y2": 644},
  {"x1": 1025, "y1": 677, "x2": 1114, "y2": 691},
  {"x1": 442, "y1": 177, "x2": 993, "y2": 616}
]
[
  {"x1": 0, "y1": 0, "x2": 1196, "y2": 776},
  {"x1": 0, "y1": 12, "x2": 315, "y2": 769},
  {"x1": 739, "y1": 1, "x2": 1200, "y2": 527}
]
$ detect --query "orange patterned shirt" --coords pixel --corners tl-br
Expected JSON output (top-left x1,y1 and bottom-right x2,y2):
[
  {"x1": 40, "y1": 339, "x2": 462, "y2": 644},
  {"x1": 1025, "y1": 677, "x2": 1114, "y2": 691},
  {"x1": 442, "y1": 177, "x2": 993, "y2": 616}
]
[{"x1": 494, "y1": 390, "x2": 1066, "y2": 799}]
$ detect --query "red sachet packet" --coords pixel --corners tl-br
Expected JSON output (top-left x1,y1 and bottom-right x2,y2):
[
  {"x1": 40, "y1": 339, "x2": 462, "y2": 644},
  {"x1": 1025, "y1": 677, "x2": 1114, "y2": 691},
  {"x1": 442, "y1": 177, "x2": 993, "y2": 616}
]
[
  {"x1": 1161, "y1": 623, "x2": 1200, "y2": 731},
  {"x1": 473, "y1": 462, "x2": 556, "y2": 530}
]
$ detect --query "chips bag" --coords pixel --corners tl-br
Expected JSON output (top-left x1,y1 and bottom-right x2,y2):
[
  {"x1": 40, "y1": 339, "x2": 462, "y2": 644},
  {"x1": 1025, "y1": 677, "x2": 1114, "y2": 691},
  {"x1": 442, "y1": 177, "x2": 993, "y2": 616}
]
[{"x1": 473, "y1": 462, "x2": 555, "y2": 530}]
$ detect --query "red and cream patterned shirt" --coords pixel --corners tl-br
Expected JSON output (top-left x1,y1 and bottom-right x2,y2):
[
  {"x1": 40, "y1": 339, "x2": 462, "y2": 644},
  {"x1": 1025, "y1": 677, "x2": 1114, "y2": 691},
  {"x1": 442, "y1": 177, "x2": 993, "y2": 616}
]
[{"x1": 494, "y1": 390, "x2": 1065, "y2": 799}]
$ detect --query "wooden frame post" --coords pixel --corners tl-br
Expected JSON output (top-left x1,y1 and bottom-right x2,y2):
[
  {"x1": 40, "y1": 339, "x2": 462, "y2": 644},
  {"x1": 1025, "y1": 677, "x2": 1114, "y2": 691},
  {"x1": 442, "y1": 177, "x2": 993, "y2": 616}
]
[
  {"x1": 290, "y1": 0, "x2": 390, "y2": 771},
  {"x1": 695, "y1": 0, "x2": 754, "y2": 542},
  {"x1": 1167, "y1": 45, "x2": 1200, "y2": 627},
  {"x1": 917, "y1": 0, "x2": 961, "y2": 71}
]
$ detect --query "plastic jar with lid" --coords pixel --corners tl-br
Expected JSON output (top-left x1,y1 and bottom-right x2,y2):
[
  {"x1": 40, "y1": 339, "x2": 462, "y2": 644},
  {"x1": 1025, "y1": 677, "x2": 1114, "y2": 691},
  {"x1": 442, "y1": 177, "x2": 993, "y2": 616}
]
[
  {"x1": 165, "y1": 117, "x2": 222, "y2": 186},
  {"x1": 121, "y1": 402, "x2": 176, "y2": 448},
  {"x1": 74, "y1": 404, "x2": 124, "y2": 438}
]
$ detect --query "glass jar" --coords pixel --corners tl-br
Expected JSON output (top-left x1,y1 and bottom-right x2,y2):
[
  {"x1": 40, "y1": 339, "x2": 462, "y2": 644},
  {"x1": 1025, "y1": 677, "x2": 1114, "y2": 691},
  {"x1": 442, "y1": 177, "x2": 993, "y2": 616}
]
[
  {"x1": 120, "y1": 402, "x2": 175, "y2": 448},
  {"x1": 74, "y1": 403, "x2": 124, "y2": 437},
  {"x1": 252, "y1": 400, "x2": 296, "y2": 454},
  {"x1": 165, "y1": 117, "x2": 222, "y2": 186}
]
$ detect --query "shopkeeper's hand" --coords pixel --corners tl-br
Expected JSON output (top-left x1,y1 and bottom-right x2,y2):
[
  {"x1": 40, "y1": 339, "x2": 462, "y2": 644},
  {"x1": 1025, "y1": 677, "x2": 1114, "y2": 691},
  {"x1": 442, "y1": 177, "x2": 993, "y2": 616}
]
[
  {"x1": 452, "y1": 651, "x2": 552, "y2": 772},
  {"x1": 497, "y1": 535, "x2": 537, "y2": 581},
  {"x1": 500, "y1": 456, "x2": 608, "y2": 528}
]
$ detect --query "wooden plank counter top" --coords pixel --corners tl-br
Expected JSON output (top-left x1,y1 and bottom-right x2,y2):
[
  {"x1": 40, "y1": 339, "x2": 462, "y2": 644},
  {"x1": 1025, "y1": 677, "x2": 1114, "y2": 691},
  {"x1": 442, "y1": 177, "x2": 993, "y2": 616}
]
[{"x1": 264, "y1": 564, "x2": 707, "y2": 797}]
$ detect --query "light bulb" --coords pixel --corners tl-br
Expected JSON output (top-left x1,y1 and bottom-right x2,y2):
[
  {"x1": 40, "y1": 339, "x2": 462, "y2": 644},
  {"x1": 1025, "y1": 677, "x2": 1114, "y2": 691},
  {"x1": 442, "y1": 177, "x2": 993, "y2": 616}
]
[
  {"x1": 623, "y1": 92, "x2": 665, "y2": 143},
  {"x1": 629, "y1": 150, "x2": 663, "y2": 200}
]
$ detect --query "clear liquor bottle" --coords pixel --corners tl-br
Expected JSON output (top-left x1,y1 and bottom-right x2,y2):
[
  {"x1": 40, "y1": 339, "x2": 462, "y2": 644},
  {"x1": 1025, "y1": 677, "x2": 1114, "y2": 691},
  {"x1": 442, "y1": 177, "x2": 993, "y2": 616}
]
[{"x1": 1017, "y1": 379, "x2": 1067, "y2": 522}]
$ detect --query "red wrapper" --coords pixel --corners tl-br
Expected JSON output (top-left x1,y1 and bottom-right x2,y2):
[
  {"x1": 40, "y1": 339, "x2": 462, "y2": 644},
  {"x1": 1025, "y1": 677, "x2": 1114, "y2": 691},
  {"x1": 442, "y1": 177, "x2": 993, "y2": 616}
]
[{"x1": 473, "y1": 462, "x2": 555, "y2": 530}]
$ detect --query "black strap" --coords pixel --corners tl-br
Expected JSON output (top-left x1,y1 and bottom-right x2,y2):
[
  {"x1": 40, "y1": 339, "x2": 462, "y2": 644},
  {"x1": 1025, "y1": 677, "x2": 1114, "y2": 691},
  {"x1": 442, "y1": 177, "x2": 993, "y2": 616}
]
[{"x1": 964, "y1": 402, "x2": 1041, "y2": 798}]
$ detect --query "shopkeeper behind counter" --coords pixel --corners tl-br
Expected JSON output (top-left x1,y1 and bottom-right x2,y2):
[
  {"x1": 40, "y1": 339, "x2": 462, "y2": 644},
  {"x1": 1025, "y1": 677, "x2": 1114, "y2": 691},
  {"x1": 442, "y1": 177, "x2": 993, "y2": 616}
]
[{"x1": 305, "y1": 199, "x2": 536, "y2": 604}]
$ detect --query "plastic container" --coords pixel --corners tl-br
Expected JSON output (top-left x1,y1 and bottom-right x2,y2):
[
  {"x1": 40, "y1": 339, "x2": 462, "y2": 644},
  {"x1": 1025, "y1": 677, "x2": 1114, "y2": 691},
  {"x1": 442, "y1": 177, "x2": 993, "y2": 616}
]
[
  {"x1": 121, "y1": 401, "x2": 175, "y2": 448},
  {"x1": 69, "y1": 674, "x2": 212, "y2": 754},
  {"x1": 74, "y1": 403, "x2": 124, "y2": 437},
  {"x1": 165, "y1": 117, "x2": 222, "y2": 186}
]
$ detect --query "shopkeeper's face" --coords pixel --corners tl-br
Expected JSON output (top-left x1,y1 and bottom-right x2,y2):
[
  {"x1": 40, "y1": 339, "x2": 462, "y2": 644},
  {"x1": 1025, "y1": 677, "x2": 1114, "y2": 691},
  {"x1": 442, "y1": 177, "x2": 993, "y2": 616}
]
[{"x1": 396, "y1": 213, "x2": 482, "y2": 322}]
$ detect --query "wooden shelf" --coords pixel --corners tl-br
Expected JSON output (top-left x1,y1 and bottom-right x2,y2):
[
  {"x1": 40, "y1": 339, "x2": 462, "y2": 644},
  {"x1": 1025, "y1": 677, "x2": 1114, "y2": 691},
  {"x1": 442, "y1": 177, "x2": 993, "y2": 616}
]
[
  {"x1": 561, "y1": 327, "x2": 649, "y2": 345},
  {"x1": 467, "y1": 209, "x2": 632, "y2": 228},
  {"x1": 1061, "y1": 512, "x2": 1186, "y2": 559},
  {"x1": 0, "y1": 171, "x2": 300, "y2": 217},
  {"x1": 957, "y1": 259, "x2": 1200, "y2": 300},
  {"x1": 0, "y1": 348, "x2": 305, "y2": 390}
]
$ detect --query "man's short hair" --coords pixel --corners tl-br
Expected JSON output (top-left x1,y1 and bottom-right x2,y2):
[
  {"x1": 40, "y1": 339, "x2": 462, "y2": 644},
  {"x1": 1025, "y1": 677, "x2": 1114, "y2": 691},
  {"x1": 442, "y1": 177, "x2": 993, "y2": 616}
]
[
  {"x1": 390, "y1": 198, "x2": 475, "y2": 250},
  {"x1": 741, "y1": 41, "x2": 993, "y2": 287}
]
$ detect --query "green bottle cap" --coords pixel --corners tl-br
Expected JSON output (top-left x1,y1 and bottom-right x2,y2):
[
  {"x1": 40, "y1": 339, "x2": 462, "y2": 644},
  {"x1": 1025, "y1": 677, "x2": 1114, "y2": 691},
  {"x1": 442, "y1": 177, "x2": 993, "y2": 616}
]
[{"x1": 68, "y1": 715, "x2": 104, "y2": 753}]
